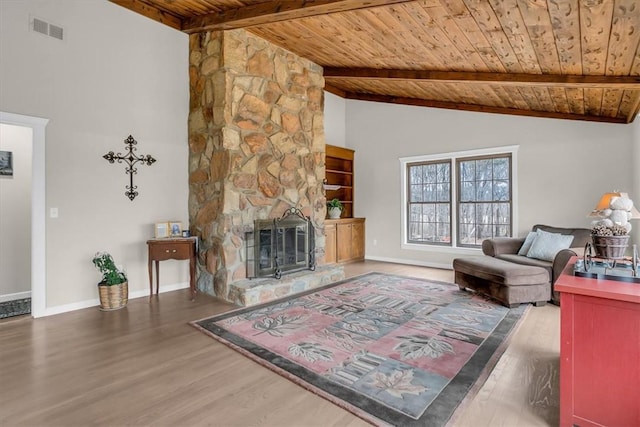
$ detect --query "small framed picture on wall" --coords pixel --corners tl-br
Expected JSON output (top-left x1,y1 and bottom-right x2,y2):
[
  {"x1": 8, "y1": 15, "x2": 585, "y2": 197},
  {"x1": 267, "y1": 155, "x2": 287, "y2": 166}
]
[
  {"x1": 169, "y1": 221, "x2": 182, "y2": 237},
  {"x1": 155, "y1": 222, "x2": 169, "y2": 238},
  {"x1": 0, "y1": 151, "x2": 13, "y2": 176}
]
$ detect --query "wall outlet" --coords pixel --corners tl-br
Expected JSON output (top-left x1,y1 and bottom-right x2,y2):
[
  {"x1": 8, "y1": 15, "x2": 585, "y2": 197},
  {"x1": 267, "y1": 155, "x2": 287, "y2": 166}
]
[
  {"x1": 373, "y1": 239, "x2": 377, "y2": 246},
  {"x1": 49, "y1": 207, "x2": 58, "y2": 218}
]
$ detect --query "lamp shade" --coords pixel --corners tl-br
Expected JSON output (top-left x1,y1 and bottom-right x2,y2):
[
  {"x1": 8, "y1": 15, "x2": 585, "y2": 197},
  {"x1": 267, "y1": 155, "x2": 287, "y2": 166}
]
[
  {"x1": 593, "y1": 192, "x2": 626, "y2": 211},
  {"x1": 589, "y1": 191, "x2": 640, "y2": 222}
]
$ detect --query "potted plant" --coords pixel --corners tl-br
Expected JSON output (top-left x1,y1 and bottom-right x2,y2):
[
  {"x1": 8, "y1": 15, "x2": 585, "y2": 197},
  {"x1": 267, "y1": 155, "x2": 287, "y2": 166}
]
[
  {"x1": 591, "y1": 223, "x2": 630, "y2": 259},
  {"x1": 92, "y1": 252, "x2": 128, "y2": 311},
  {"x1": 327, "y1": 198, "x2": 343, "y2": 219}
]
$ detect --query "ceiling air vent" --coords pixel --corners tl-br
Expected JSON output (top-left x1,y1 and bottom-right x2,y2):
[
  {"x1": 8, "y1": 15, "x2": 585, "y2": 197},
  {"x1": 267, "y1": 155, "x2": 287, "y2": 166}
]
[{"x1": 30, "y1": 16, "x2": 64, "y2": 41}]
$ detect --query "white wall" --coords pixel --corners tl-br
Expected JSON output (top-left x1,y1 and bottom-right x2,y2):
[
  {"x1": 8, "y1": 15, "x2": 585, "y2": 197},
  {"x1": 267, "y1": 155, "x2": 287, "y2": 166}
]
[
  {"x1": 0, "y1": 0, "x2": 190, "y2": 312},
  {"x1": 346, "y1": 101, "x2": 635, "y2": 268},
  {"x1": 0, "y1": 124, "x2": 32, "y2": 299},
  {"x1": 324, "y1": 91, "x2": 346, "y2": 147}
]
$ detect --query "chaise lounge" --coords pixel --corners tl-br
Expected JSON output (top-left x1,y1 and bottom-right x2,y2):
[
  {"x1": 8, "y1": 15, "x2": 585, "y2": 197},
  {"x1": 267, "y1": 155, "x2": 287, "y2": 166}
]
[{"x1": 454, "y1": 224, "x2": 592, "y2": 307}]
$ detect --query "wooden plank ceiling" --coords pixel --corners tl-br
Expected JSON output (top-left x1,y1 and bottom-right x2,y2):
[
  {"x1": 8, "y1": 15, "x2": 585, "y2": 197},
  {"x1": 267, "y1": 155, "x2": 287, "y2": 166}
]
[{"x1": 110, "y1": 0, "x2": 640, "y2": 123}]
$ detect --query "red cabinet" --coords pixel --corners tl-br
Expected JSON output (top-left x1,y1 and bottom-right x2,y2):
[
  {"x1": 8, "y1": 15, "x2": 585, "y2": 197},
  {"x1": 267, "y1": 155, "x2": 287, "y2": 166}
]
[{"x1": 555, "y1": 259, "x2": 640, "y2": 427}]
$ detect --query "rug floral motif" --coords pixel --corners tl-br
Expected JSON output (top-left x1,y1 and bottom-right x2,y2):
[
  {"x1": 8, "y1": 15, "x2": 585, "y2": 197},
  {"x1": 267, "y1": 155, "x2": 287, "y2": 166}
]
[
  {"x1": 193, "y1": 273, "x2": 527, "y2": 426},
  {"x1": 0, "y1": 298, "x2": 31, "y2": 319}
]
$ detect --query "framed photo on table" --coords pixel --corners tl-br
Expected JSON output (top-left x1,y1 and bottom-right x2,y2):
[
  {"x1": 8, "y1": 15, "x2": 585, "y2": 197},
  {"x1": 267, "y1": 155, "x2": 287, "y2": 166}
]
[
  {"x1": 169, "y1": 221, "x2": 182, "y2": 237},
  {"x1": 155, "y1": 222, "x2": 169, "y2": 238}
]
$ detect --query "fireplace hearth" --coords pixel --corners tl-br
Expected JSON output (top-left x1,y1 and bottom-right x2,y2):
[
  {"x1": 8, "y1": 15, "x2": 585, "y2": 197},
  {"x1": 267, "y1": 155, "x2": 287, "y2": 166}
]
[{"x1": 246, "y1": 208, "x2": 316, "y2": 279}]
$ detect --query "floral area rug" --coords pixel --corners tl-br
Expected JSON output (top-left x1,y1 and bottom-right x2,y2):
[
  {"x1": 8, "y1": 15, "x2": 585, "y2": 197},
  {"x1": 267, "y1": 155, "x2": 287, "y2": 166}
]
[
  {"x1": 0, "y1": 298, "x2": 31, "y2": 319},
  {"x1": 192, "y1": 272, "x2": 528, "y2": 426}
]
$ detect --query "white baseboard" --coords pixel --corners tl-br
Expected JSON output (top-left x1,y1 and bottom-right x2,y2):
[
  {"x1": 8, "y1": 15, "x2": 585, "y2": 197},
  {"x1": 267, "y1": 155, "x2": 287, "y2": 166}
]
[
  {"x1": 38, "y1": 282, "x2": 190, "y2": 318},
  {"x1": 364, "y1": 255, "x2": 453, "y2": 271},
  {"x1": 128, "y1": 282, "x2": 190, "y2": 300},
  {"x1": 0, "y1": 291, "x2": 32, "y2": 303}
]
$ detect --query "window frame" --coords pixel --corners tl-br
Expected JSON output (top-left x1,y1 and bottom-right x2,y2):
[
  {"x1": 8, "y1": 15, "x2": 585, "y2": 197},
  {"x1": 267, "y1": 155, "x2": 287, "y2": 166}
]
[
  {"x1": 400, "y1": 146, "x2": 518, "y2": 252},
  {"x1": 406, "y1": 160, "x2": 452, "y2": 246},
  {"x1": 456, "y1": 153, "x2": 513, "y2": 248}
]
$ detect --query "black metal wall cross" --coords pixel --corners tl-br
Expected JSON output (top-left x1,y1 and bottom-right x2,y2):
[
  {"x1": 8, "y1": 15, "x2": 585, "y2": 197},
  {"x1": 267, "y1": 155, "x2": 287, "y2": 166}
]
[{"x1": 103, "y1": 135, "x2": 156, "y2": 201}]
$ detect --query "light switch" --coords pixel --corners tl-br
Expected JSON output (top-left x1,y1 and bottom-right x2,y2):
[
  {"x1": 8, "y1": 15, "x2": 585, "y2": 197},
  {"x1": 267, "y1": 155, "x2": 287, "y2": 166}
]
[{"x1": 50, "y1": 207, "x2": 58, "y2": 218}]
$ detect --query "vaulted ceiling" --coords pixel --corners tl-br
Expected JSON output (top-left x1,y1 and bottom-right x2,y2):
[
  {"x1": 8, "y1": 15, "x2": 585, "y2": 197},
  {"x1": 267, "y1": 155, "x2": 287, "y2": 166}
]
[{"x1": 110, "y1": 0, "x2": 640, "y2": 124}]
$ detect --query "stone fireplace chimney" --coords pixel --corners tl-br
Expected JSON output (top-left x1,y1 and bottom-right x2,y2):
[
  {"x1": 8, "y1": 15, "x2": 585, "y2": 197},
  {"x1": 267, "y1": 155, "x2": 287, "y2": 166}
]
[{"x1": 188, "y1": 29, "x2": 327, "y2": 302}]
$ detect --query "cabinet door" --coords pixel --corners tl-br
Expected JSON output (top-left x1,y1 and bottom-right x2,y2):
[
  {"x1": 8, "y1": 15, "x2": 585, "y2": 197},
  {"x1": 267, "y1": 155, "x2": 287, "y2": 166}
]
[
  {"x1": 560, "y1": 293, "x2": 640, "y2": 426},
  {"x1": 324, "y1": 224, "x2": 337, "y2": 265},
  {"x1": 336, "y1": 223, "x2": 352, "y2": 262},
  {"x1": 352, "y1": 221, "x2": 365, "y2": 260}
]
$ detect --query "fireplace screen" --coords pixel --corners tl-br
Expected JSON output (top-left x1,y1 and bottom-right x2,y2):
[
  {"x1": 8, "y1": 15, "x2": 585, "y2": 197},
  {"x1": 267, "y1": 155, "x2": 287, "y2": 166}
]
[{"x1": 246, "y1": 208, "x2": 315, "y2": 279}]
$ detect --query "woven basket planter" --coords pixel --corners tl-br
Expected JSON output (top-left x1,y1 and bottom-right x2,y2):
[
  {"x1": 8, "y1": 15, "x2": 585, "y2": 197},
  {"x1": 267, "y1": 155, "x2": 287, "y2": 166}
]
[
  {"x1": 591, "y1": 235, "x2": 630, "y2": 259},
  {"x1": 98, "y1": 281, "x2": 128, "y2": 311}
]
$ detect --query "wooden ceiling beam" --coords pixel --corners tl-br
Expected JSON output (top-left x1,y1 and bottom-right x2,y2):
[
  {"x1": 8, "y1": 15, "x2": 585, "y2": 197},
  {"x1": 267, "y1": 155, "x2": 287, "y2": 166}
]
[
  {"x1": 626, "y1": 93, "x2": 640, "y2": 123},
  {"x1": 181, "y1": 0, "x2": 416, "y2": 33},
  {"x1": 324, "y1": 84, "x2": 347, "y2": 98},
  {"x1": 324, "y1": 68, "x2": 640, "y2": 90},
  {"x1": 109, "y1": 0, "x2": 183, "y2": 30},
  {"x1": 344, "y1": 92, "x2": 628, "y2": 124}
]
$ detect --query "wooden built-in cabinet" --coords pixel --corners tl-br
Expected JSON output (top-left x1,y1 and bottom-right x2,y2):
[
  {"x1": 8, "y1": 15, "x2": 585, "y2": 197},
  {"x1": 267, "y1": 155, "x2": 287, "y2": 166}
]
[
  {"x1": 325, "y1": 144, "x2": 355, "y2": 218},
  {"x1": 324, "y1": 218, "x2": 365, "y2": 264},
  {"x1": 324, "y1": 145, "x2": 365, "y2": 265}
]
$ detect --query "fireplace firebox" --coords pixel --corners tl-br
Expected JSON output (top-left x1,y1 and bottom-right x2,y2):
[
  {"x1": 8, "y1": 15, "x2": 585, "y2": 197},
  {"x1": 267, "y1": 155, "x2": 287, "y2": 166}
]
[{"x1": 246, "y1": 208, "x2": 316, "y2": 279}]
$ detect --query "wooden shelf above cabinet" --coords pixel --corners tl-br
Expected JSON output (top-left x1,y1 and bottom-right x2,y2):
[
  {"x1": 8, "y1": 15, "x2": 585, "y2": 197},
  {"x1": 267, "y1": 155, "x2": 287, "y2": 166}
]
[
  {"x1": 325, "y1": 144, "x2": 355, "y2": 218},
  {"x1": 325, "y1": 169, "x2": 352, "y2": 175},
  {"x1": 326, "y1": 156, "x2": 353, "y2": 173}
]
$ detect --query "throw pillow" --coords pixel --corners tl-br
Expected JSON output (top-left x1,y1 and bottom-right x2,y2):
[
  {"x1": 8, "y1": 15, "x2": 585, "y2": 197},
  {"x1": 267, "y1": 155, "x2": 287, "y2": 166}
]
[
  {"x1": 517, "y1": 231, "x2": 538, "y2": 256},
  {"x1": 526, "y1": 229, "x2": 574, "y2": 262}
]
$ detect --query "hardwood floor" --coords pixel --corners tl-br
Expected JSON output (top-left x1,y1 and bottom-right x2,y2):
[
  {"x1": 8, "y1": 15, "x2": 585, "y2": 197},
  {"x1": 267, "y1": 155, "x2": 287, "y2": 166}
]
[{"x1": 0, "y1": 261, "x2": 559, "y2": 426}]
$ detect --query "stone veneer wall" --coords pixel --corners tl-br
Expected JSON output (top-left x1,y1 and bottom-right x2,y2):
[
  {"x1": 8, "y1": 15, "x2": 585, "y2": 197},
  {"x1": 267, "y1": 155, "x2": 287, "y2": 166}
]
[{"x1": 188, "y1": 29, "x2": 326, "y2": 302}]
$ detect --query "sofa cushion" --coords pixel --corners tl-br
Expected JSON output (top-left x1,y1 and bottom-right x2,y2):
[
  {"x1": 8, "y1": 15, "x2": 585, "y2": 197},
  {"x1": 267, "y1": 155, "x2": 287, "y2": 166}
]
[
  {"x1": 526, "y1": 229, "x2": 574, "y2": 261},
  {"x1": 453, "y1": 256, "x2": 549, "y2": 286},
  {"x1": 517, "y1": 231, "x2": 538, "y2": 256},
  {"x1": 497, "y1": 253, "x2": 551, "y2": 268},
  {"x1": 532, "y1": 224, "x2": 591, "y2": 248},
  {"x1": 496, "y1": 254, "x2": 553, "y2": 280}
]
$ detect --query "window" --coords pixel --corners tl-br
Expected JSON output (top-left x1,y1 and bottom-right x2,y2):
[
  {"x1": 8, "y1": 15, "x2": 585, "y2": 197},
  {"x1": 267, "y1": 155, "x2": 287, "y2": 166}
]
[
  {"x1": 407, "y1": 161, "x2": 451, "y2": 245},
  {"x1": 457, "y1": 155, "x2": 512, "y2": 246},
  {"x1": 402, "y1": 146, "x2": 517, "y2": 249}
]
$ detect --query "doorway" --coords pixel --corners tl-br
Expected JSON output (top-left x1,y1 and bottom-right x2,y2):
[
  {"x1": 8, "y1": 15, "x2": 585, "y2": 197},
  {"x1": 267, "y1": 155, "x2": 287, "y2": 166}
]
[{"x1": 0, "y1": 112, "x2": 48, "y2": 318}]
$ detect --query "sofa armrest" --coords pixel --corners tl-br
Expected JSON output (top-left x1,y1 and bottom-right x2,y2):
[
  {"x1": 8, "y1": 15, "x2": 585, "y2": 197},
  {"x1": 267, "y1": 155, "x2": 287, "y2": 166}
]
[
  {"x1": 552, "y1": 248, "x2": 577, "y2": 284},
  {"x1": 482, "y1": 237, "x2": 525, "y2": 257}
]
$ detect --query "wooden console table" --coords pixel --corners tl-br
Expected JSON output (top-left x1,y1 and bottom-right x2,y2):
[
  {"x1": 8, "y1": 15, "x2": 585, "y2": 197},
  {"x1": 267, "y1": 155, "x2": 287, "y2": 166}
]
[
  {"x1": 147, "y1": 237, "x2": 197, "y2": 299},
  {"x1": 555, "y1": 257, "x2": 640, "y2": 427}
]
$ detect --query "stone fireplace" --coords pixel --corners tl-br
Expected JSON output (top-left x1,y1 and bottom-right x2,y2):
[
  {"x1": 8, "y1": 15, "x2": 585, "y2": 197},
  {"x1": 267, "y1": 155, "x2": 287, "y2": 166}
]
[
  {"x1": 188, "y1": 29, "x2": 343, "y2": 305},
  {"x1": 247, "y1": 208, "x2": 315, "y2": 279}
]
